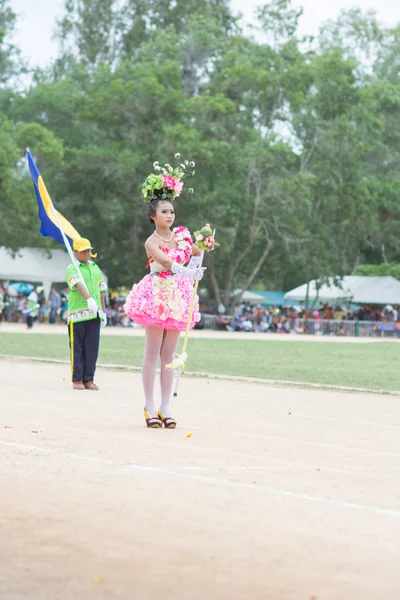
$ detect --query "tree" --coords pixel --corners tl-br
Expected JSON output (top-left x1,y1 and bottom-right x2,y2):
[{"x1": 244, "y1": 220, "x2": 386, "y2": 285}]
[
  {"x1": 55, "y1": 0, "x2": 117, "y2": 67},
  {"x1": 0, "y1": 1, "x2": 46, "y2": 250},
  {"x1": 5, "y1": 0, "x2": 400, "y2": 301},
  {"x1": 0, "y1": 0, "x2": 22, "y2": 83},
  {"x1": 55, "y1": 0, "x2": 236, "y2": 68},
  {"x1": 353, "y1": 263, "x2": 400, "y2": 281}
]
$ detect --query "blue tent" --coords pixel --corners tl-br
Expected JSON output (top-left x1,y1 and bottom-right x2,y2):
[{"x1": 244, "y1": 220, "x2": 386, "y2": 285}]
[
  {"x1": 249, "y1": 290, "x2": 299, "y2": 307},
  {"x1": 9, "y1": 282, "x2": 35, "y2": 295}
]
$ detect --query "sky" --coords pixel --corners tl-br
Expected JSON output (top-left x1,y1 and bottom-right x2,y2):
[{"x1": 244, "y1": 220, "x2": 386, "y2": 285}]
[{"x1": 9, "y1": 0, "x2": 400, "y2": 67}]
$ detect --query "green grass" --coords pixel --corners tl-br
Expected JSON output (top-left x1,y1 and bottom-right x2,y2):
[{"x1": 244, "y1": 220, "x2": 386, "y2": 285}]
[{"x1": 0, "y1": 332, "x2": 399, "y2": 391}]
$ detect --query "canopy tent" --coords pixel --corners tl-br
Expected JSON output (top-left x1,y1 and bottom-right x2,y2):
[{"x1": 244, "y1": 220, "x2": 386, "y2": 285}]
[
  {"x1": 1, "y1": 246, "x2": 72, "y2": 299},
  {"x1": 232, "y1": 289, "x2": 267, "y2": 304},
  {"x1": 284, "y1": 276, "x2": 400, "y2": 306},
  {"x1": 249, "y1": 290, "x2": 299, "y2": 307}
]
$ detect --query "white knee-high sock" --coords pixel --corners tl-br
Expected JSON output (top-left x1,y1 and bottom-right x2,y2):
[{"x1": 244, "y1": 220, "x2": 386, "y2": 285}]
[
  {"x1": 142, "y1": 327, "x2": 164, "y2": 417},
  {"x1": 159, "y1": 331, "x2": 181, "y2": 417}
]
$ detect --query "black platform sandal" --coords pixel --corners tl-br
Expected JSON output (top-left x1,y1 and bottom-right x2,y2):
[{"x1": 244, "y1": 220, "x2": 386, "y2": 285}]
[
  {"x1": 144, "y1": 409, "x2": 162, "y2": 428},
  {"x1": 157, "y1": 411, "x2": 177, "y2": 429}
]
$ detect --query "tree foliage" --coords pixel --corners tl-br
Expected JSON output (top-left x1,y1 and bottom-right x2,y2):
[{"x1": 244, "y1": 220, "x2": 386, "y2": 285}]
[
  {"x1": 353, "y1": 263, "x2": 400, "y2": 281},
  {"x1": 1, "y1": 0, "x2": 400, "y2": 305}
]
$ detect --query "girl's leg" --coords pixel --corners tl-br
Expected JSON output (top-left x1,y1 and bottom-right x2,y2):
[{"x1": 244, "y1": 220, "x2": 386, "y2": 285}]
[
  {"x1": 159, "y1": 330, "x2": 181, "y2": 417},
  {"x1": 142, "y1": 326, "x2": 164, "y2": 417}
]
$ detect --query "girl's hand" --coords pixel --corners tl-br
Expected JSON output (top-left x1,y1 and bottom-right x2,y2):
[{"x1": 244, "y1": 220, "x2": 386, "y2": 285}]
[{"x1": 172, "y1": 262, "x2": 205, "y2": 281}]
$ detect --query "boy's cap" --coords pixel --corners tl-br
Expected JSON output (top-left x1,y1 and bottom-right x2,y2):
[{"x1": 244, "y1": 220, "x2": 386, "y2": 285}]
[{"x1": 73, "y1": 238, "x2": 93, "y2": 252}]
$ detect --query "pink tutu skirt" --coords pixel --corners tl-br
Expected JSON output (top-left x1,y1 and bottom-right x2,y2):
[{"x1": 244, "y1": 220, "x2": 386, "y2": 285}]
[{"x1": 124, "y1": 273, "x2": 200, "y2": 331}]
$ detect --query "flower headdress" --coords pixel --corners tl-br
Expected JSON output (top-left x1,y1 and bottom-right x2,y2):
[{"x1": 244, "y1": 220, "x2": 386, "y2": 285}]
[{"x1": 142, "y1": 153, "x2": 195, "y2": 203}]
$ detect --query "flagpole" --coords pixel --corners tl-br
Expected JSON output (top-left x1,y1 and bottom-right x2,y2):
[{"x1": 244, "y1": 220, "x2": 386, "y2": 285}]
[
  {"x1": 48, "y1": 203, "x2": 90, "y2": 295},
  {"x1": 47, "y1": 202, "x2": 88, "y2": 293},
  {"x1": 172, "y1": 250, "x2": 204, "y2": 397}
]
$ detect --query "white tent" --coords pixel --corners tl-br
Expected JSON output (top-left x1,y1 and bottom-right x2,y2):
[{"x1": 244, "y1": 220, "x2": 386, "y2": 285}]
[
  {"x1": 232, "y1": 289, "x2": 267, "y2": 304},
  {"x1": 284, "y1": 276, "x2": 400, "y2": 305},
  {"x1": 0, "y1": 246, "x2": 71, "y2": 299}
]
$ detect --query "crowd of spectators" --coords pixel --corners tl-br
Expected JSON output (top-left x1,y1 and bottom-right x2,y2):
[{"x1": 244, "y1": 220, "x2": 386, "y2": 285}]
[
  {"x1": 0, "y1": 284, "x2": 140, "y2": 328},
  {"x1": 1, "y1": 280, "x2": 400, "y2": 336},
  {"x1": 215, "y1": 302, "x2": 400, "y2": 334},
  {"x1": 0, "y1": 283, "x2": 68, "y2": 327}
]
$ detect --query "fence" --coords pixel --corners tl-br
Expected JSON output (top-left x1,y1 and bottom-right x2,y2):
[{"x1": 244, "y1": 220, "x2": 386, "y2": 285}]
[
  {"x1": 204, "y1": 313, "x2": 400, "y2": 337},
  {"x1": 202, "y1": 314, "x2": 222, "y2": 329},
  {"x1": 297, "y1": 319, "x2": 400, "y2": 337}
]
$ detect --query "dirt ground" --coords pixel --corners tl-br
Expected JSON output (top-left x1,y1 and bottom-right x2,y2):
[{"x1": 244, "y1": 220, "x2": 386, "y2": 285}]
[{"x1": 1, "y1": 359, "x2": 400, "y2": 600}]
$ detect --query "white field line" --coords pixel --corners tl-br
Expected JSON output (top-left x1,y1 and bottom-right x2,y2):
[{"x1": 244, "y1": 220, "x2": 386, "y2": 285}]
[
  {"x1": 4, "y1": 414, "x2": 400, "y2": 479},
  {"x1": 1, "y1": 354, "x2": 400, "y2": 396},
  {"x1": 1, "y1": 439, "x2": 399, "y2": 518},
  {"x1": 3, "y1": 397, "x2": 400, "y2": 460},
  {"x1": 50, "y1": 427, "x2": 400, "y2": 480},
  {"x1": 4, "y1": 416, "x2": 400, "y2": 479}
]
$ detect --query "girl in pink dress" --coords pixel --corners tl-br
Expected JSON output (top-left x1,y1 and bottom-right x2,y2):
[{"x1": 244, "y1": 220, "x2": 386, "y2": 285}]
[{"x1": 124, "y1": 157, "x2": 203, "y2": 429}]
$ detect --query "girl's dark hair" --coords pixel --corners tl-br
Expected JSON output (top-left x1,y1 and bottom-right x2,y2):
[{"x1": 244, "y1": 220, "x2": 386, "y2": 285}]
[{"x1": 146, "y1": 191, "x2": 173, "y2": 226}]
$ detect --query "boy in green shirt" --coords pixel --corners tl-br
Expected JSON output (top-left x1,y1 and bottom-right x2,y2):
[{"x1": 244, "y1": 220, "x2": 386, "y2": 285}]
[{"x1": 66, "y1": 238, "x2": 107, "y2": 390}]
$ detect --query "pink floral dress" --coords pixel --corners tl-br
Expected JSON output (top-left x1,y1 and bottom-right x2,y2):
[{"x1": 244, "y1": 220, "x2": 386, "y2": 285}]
[{"x1": 124, "y1": 226, "x2": 201, "y2": 331}]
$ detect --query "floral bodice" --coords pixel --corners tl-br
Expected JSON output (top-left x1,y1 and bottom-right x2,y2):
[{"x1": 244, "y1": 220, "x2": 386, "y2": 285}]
[{"x1": 149, "y1": 226, "x2": 193, "y2": 277}]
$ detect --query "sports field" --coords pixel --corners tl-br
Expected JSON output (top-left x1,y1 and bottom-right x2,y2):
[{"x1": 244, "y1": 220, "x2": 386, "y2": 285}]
[
  {"x1": 1, "y1": 326, "x2": 400, "y2": 599},
  {"x1": 1, "y1": 325, "x2": 400, "y2": 391}
]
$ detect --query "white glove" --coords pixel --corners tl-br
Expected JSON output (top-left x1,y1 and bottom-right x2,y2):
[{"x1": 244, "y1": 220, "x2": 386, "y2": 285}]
[
  {"x1": 172, "y1": 262, "x2": 204, "y2": 281},
  {"x1": 87, "y1": 297, "x2": 98, "y2": 314},
  {"x1": 101, "y1": 314, "x2": 108, "y2": 328}
]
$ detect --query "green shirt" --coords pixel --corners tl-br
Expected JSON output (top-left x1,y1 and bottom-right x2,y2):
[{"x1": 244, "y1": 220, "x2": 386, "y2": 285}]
[
  {"x1": 27, "y1": 299, "x2": 39, "y2": 318},
  {"x1": 66, "y1": 261, "x2": 107, "y2": 323}
]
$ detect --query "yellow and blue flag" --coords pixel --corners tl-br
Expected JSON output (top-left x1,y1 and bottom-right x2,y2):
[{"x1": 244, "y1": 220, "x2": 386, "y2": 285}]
[{"x1": 26, "y1": 149, "x2": 81, "y2": 246}]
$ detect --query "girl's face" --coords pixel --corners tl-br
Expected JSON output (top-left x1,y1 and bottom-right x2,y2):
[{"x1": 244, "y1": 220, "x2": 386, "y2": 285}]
[{"x1": 153, "y1": 201, "x2": 175, "y2": 228}]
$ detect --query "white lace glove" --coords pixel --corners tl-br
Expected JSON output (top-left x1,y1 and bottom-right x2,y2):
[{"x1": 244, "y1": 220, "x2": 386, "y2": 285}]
[
  {"x1": 171, "y1": 262, "x2": 204, "y2": 281},
  {"x1": 101, "y1": 314, "x2": 108, "y2": 328},
  {"x1": 87, "y1": 297, "x2": 98, "y2": 314}
]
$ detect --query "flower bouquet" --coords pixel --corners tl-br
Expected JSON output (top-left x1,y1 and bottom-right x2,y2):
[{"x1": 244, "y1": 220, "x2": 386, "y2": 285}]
[{"x1": 193, "y1": 224, "x2": 219, "y2": 252}]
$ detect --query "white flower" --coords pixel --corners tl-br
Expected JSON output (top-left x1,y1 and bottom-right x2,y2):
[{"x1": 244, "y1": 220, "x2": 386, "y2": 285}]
[
  {"x1": 168, "y1": 352, "x2": 187, "y2": 368},
  {"x1": 154, "y1": 166, "x2": 161, "y2": 171},
  {"x1": 152, "y1": 280, "x2": 163, "y2": 292},
  {"x1": 195, "y1": 234, "x2": 203, "y2": 241},
  {"x1": 153, "y1": 161, "x2": 159, "y2": 167},
  {"x1": 164, "y1": 278, "x2": 177, "y2": 290},
  {"x1": 188, "y1": 188, "x2": 194, "y2": 193},
  {"x1": 190, "y1": 161, "x2": 195, "y2": 167},
  {"x1": 175, "y1": 153, "x2": 181, "y2": 159},
  {"x1": 171, "y1": 309, "x2": 184, "y2": 321},
  {"x1": 169, "y1": 299, "x2": 186, "y2": 320},
  {"x1": 180, "y1": 163, "x2": 186, "y2": 169}
]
